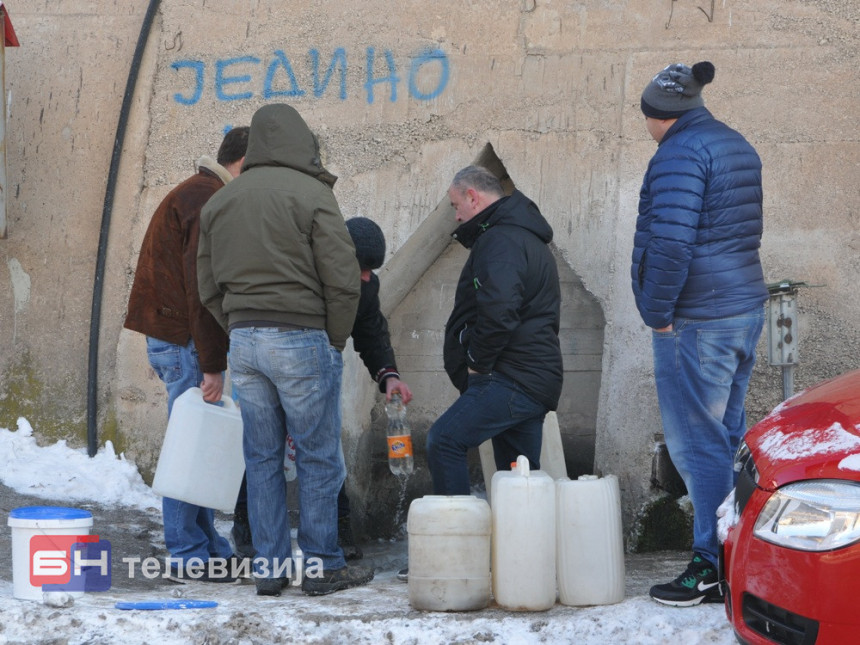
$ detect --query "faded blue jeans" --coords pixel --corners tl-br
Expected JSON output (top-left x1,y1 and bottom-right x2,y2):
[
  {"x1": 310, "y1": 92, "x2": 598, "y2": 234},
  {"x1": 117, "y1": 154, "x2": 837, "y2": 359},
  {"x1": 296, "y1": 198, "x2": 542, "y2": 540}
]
[
  {"x1": 426, "y1": 372, "x2": 547, "y2": 495},
  {"x1": 145, "y1": 337, "x2": 233, "y2": 567},
  {"x1": 228, "y1": 328, "x2": 346, "y2": 577},
  {"x1": 651, "y1": 307, "x2": 765, "y2": 567}
]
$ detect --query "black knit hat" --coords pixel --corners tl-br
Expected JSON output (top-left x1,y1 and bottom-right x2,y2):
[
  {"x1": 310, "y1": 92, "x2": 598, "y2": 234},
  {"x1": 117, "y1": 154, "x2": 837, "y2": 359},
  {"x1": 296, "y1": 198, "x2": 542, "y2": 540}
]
[
  {"x1": 640, "y1": 61, "x2": 715, "y2": 119},
  {"x1": 345, "y1": 217, "x2": 386, "y2": 270}
]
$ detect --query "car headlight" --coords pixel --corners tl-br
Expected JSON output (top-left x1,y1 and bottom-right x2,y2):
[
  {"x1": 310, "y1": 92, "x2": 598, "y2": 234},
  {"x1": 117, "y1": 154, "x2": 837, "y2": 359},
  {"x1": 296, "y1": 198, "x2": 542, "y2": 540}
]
[{"x1": 753, "y1": 480, "x2": 860, "y2": 551}]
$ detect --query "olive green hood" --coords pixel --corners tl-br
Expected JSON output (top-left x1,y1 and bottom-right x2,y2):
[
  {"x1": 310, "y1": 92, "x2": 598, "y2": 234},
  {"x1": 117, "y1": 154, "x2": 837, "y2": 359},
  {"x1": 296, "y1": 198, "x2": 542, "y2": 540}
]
[{"x1": 241, "y1": 103, "x2": 338, "y2": 188}]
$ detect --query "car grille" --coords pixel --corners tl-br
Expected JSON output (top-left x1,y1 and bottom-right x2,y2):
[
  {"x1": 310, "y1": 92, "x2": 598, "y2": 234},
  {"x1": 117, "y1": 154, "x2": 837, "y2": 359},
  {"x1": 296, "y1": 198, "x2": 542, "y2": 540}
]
[
  {"x1": 734, "y1": 452, "x2": 757, "y2": 516},
  {"x1": 742, "y1": 592, "x2": 819, "y2": 645}
]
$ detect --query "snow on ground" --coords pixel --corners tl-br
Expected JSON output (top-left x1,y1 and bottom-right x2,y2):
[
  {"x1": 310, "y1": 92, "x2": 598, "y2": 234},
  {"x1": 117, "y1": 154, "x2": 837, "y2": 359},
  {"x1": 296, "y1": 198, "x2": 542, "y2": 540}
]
[{"x1": 0, "y1": 418, "x2": 736, "y2": 644}]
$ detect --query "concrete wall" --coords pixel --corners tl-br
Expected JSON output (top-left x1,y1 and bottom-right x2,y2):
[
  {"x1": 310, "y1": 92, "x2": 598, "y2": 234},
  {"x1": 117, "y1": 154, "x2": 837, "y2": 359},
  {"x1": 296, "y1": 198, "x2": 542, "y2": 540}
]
[{"x1": 1, "y1": 0, "x2": 858, "y2": 539}]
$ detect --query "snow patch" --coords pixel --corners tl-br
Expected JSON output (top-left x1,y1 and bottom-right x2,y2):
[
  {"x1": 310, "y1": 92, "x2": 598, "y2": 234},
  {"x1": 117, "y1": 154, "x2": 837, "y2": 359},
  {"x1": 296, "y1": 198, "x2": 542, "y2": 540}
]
[
  {"x1": 0, "y1": 419, "x2": 160, "y2": 511},
  {"x1": 758, "y1": 422, "x2": 860, "y2": 462}
]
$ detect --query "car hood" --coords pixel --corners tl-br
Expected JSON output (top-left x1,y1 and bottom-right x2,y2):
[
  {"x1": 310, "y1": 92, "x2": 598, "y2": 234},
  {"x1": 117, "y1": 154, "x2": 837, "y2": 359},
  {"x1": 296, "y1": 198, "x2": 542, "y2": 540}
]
[{"x1": 746, "y1": 369, "x2": 860, "y2": 490}]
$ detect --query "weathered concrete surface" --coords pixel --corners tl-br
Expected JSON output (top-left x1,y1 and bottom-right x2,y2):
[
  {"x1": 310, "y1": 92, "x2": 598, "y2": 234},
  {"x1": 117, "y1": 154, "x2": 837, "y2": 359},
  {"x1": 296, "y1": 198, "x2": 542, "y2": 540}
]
[{"x1": 0, "y1": 0, "x2": 858, "y2": 540}]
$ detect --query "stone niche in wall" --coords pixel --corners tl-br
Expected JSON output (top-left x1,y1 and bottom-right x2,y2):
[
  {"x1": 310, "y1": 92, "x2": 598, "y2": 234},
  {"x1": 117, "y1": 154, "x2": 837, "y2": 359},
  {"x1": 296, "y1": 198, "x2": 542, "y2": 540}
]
[{"x1": 356, "y1": 144, "x2": 605, "y2": 539}]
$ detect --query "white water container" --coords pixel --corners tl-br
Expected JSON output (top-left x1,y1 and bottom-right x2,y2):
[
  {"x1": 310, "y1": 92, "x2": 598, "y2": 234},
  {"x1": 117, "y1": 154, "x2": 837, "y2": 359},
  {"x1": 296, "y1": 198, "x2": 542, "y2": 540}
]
[
  {"x1": 491, "y1": 455, "x2": 556, "y2": 611},
  {"x1": 556, "y1": 474, "x2": 626, "y2": 606},
  {"x1": 407, "y1": 495, "x2": 491, "y2": 611},
  {"x1": 8, "y1": 506, "x2": 93, "y2": 601},
  {"x1": 152, "y1": 387, "x2": 245, "y2": 512}
]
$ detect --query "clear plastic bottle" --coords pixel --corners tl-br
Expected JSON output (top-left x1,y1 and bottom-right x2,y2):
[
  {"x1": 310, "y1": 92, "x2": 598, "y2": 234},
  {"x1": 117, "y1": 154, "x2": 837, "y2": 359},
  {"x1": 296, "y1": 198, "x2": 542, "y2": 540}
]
[{"x1": 386, "y1": 392, "x2": 414, "y2": 477}]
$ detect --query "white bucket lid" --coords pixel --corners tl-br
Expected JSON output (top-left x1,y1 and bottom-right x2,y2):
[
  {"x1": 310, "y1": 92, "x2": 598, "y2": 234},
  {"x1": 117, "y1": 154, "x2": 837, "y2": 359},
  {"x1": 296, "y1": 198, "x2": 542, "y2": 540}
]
[{"x1": 7, "y1": 505, "x2": 93, "y2": 529}]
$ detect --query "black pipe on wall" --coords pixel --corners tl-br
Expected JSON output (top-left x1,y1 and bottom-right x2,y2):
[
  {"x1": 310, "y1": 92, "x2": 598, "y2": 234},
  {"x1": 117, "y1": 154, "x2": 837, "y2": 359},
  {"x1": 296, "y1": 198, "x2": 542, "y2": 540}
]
[{"x1": 87, "y1": 0, "x2": 161, "y2": 457}]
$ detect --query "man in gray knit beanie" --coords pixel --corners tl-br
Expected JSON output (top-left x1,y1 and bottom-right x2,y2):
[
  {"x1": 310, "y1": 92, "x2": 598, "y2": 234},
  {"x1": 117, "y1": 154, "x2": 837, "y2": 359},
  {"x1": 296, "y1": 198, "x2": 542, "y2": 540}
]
[
  {"x1": 631, "y1": 61, "x2": 768, "y2": 608},
  {"x1": 641, "y1": 61, "x2": 714, "y2": 119}
]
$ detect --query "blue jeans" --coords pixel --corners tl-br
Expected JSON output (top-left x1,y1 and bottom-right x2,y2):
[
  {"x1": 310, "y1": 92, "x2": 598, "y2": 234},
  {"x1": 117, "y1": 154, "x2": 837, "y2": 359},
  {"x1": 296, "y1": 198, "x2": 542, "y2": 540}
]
[
  {"x1": 234, "y1": 475, "x2": 351, "y2": 518},
  {"x1": 651, "y1": 307, "x2": 765, "y2": 567},
  {"x1": 426, "y1": 372, "x2": 548, "y2": 495},
  {"x1": 228, "y1": 328, "x2": 346, "y2": 576},
  {"x1": 145, "y1": 337, "x2": 233, "y2": 566}
]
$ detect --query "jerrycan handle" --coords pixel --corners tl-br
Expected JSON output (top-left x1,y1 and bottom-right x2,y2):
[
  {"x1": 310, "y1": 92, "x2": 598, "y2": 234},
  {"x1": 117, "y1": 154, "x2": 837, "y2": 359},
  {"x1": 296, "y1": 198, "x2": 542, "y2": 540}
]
[
  {"x1": 190, "y1": 386, "x2": 238, "y2": 412},
  {"x1": 218, "y1": 394, "x2": 238, "y2": 412},
  {"x1": 515, "y1": 455, "x2": 530, "y2": 477}
]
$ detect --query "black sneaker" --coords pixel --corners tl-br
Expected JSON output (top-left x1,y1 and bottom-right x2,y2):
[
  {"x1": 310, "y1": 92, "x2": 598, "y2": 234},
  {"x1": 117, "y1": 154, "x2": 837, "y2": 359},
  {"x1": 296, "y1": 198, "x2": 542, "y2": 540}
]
[
  {"x1": 649, "y1": 554, "x2": 724, "y2": 606},
  {"x1": 396, "y1": 568, "x2": 408, "y2": 582},
  {"x1": 255, "y1": 576, "x2": 290, "y2": 597},
  {"x1": 301, "y1": 564, "x2": 374, "y2": 596},
  {"x1": 338, "y1": 515, "x2": 363, "y2": 560},
  {"x1": 231, "y1": 505, "x2": 257, "y2": 560}
]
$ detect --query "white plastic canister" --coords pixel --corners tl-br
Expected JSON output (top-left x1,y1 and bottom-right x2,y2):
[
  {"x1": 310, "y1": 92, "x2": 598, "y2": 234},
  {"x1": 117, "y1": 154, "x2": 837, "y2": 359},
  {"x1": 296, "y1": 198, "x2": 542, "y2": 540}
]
[
  {"x1": 407, "y1": 495, "x2": 491, "y2": 611},
  {"x1": 8, "y1": 506, "x2": 94, "y2": 601},
  {"x1": 152, "y1": 387, "x2": 245, "y2": 512},
  {"x1": 491, "y1": 455, "x2": 556, "y2": 611},
  {"x1": 556, "y1": 474, "x2": 626, "y2": 606}
]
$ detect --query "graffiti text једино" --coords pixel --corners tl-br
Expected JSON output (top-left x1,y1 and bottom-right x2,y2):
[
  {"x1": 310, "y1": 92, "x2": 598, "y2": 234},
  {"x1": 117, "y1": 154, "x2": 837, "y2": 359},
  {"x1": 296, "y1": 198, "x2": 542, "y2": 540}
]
[{"x1": 171, "y1": 47, "x2": 450, "y2": 106}]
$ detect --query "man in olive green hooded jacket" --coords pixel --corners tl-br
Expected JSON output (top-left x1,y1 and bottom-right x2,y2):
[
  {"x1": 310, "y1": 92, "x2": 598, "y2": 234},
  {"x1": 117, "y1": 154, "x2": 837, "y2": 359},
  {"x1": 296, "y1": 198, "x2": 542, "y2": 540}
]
[{"x1": 198, "y1": 103, "x2": 372, "y2": 597}]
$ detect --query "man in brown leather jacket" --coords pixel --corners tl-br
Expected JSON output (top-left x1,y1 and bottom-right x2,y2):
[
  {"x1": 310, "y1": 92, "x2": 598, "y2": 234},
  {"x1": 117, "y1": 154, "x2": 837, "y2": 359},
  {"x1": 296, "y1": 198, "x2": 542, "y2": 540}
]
[{"x1": 123, "y1": 126, "x2": 248, "y2": 583}]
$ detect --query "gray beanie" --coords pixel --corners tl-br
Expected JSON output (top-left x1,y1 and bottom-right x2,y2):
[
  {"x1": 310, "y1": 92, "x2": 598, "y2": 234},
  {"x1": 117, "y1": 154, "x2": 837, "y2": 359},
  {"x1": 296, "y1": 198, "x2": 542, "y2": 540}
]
[
  {"x1": 640, "y1": 61, "x2": 715, "y2": 119},
  {"x1": 345, "y1": 217, "x2": 386, "y2": 270}
]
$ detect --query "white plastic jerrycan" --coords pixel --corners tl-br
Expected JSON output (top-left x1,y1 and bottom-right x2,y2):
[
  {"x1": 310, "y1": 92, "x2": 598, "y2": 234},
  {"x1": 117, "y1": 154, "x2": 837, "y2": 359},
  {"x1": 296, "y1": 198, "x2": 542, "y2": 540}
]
[
  {"x1": 491, "y1": 455, "x2": 556, "y2": 611},
  {"x1": 152, "y1": 387, "x2": 245, "y2": 512},
  {"x1": 407, "y1": 495, "x2": 492, "y2": 612},
  {"x1": 556, "y1": 474, "x2": 625, "y2": 606}
]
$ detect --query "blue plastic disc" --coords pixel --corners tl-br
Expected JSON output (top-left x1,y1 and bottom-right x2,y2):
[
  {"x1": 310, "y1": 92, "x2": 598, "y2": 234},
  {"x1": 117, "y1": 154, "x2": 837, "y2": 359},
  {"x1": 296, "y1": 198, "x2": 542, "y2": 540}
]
[{"x1": 114, "y1": 599, "x2": 218, "y2": 610}]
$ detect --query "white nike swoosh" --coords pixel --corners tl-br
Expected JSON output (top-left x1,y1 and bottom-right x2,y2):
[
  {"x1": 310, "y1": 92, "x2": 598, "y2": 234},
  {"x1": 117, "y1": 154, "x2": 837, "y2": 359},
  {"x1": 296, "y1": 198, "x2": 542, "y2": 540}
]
[{"x1": 697, "y1": 580, "x2": 720, "y2": 592}]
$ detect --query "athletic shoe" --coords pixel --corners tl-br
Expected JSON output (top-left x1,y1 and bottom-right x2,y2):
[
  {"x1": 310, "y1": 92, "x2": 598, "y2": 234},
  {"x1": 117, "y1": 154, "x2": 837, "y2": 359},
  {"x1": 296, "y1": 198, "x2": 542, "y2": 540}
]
[
  {"x1": 649, "y1": 553, "x2": 724, "y2": 606},
  {"x1": 396, "y1": 568, "x2": 408, "y2": 582},
  {"x1": 255, "y1": 576, "x2": 290, "y2": 597},
  {"x1": 301, "y1": 564, "x2": 374, "y2": 596}
]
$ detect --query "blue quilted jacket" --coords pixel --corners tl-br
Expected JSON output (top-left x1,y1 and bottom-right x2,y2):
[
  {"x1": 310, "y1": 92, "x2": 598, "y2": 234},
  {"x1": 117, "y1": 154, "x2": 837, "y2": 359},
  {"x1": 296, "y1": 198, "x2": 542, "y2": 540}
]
[{"x1": 631, "y1": 107, "x2": 768, "y2": 328}]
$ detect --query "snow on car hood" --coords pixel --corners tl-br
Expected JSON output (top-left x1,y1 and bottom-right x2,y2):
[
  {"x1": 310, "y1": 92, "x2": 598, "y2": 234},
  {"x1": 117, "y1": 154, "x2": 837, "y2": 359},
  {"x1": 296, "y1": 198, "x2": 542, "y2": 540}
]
[{"x1": 746, "y1": 369, "x2": 860, "y2": 489}]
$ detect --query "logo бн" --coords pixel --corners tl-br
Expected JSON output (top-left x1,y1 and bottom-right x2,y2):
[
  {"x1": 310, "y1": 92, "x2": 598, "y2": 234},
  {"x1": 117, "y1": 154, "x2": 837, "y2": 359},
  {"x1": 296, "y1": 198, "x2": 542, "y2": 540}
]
[{"x1": 30, "y1": 534, "x2": 112, "y2": 592}]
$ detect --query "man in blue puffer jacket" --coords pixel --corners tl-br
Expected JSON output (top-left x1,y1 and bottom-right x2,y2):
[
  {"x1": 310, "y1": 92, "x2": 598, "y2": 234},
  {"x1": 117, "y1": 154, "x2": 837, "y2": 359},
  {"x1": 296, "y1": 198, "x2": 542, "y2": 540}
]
[{"x1": 630, "y1": 61, "x2": 768, "y2": 607}]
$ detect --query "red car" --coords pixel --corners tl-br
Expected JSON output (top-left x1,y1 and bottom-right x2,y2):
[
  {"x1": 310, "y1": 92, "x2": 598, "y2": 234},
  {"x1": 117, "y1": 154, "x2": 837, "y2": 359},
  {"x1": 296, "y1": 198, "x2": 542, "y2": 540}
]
[{"x1": 722, "y1": 369, "x2": 860, "y2": 644}]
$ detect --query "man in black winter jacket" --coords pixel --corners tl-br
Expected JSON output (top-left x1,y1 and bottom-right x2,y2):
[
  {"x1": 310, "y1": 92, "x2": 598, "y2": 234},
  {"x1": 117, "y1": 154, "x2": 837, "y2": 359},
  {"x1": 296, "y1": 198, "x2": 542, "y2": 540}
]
[
  {"x1": 337, "y1": 217, "x2": 413, "y2": 558},
  {"x1": 427, "y1": 165, "x2": 563, "y2": 495},
  {"x1": 345, "y1": 217, "x2": 413, "y2": 405}
]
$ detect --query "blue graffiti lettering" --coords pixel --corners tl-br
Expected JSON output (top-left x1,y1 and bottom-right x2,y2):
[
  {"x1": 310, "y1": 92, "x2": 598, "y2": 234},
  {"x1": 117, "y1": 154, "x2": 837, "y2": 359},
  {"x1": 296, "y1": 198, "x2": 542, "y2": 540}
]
[
  {"x1": 171, "y1": 47, "x2": 449, "y2": 106},
  {"x1": 310, "y1": 48, "x2": 347, "y2": 100},
  {"x1": 171, "y1": 60, "x2": 204, "y2": 105},
  {"x1": 364, "y1": 48, "x2": 399, "y2": 104},
  {"x1": 264, "y1": 50, "x2": 306, "y2": 99},
  {"x1": 215, "y1": 56, "x2": 261, "y2": 101},
  {"x1": 408, "y1": 48, "x2": 449, "y2": 101}
]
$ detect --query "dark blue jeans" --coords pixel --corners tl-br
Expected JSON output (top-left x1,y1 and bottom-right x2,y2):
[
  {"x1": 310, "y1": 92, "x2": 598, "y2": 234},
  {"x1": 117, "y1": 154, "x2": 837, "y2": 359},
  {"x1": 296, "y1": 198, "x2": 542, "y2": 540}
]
[
  {"x1": 235, "y1": 476, "x2": 351, "y2": 517},
  {"x1": 146, "y1": 337, "x2": 233, "y2": 566},
  {"x1": 652, "y1": 308, "x2": 765, "y2": 567},
  {"x1": 426, "y1": 372, "x2": 548, "y2": 495}
]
